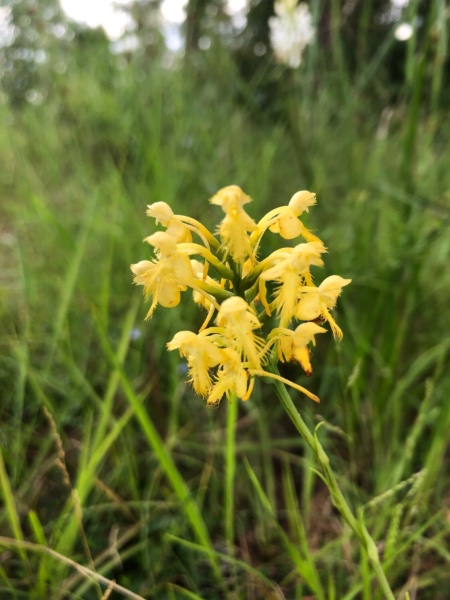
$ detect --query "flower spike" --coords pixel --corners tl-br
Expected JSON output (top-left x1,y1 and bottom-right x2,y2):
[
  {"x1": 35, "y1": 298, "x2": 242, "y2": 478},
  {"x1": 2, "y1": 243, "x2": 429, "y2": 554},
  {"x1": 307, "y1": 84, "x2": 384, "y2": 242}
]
[
  {"x1": 210, "y1": 185, "x2": 257, "y2": 264},
  {"x1": 132, "y1": 185, "x2": 350, "y2": 405}
]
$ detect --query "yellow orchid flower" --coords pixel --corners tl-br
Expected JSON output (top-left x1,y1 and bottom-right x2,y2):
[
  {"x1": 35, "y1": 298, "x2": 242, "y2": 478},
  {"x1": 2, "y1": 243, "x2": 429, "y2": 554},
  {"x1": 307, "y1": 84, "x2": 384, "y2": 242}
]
[
  {"x1": 206, "y1": 348, "x2": 253, "y2": 405},
  {"x1": 251, "y1": 190, "x2": 321, "y2": 249},
  {"x1": 210, "y1": 185, "x2": 257, "y2": 264},
  {"x1": 168, "y1": 330, "x2": 256, "y2": 405},
  {"x1": 167, "y1": 330, "x2": 226, "y2": 397},
  {"x1": 296, "y1": 275, "x2": 352, "y2": 340},
  {"x1": 146, "y1": 201, "x2": 193, "y2": 243},
  {"x1": 190, "y1": 259, "x2": 224, "y2": 330},
  {"x1": 131, "y1": 258, "x2": 184, "y2": 319},
  {"x1": 148, "y1": 233, "x2": 234, "y2": 293},
  {"x1": 216, "y1": 296, "x2": 266, "y2": 369},
  {"x1": 146, "y1": 201, "x2": 219, "y2": 249},
  {"x1": 259, "y1": 241, "x2": 327, "y2": 326},
  {"x1": 130, "y1": 233, "x2": 194, "y2": 319},
  {"x1": 267, "y1": 322, "x2": 327, "y2": 375},
  {"x1": 131, "y1": 232, "x2": 221, "y2": 319}
]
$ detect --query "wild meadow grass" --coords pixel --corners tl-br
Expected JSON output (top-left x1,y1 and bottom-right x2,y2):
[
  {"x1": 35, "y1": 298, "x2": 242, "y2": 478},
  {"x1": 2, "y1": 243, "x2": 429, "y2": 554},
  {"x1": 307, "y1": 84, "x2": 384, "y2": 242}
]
[{"x1": 1, "y1": 10, "x2": 450, "y2": 598}]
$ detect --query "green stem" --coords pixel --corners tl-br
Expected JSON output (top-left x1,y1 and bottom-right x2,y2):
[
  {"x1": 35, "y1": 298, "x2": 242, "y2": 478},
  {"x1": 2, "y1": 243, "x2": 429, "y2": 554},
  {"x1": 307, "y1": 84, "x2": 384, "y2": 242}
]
[
  {"x1": 225, "y1": 395, "x2": 238, "y2": 556},
  {"x1": 269, "y1": 366, "x2": 396, "y2": 599}
]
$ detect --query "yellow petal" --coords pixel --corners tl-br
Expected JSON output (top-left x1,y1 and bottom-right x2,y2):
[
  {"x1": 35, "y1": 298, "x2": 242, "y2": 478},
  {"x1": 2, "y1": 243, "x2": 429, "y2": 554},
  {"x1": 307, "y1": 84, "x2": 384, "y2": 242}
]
[
  {"x1": 278, "y1": 335, "x2": 294, "y2": 362},
  {"x1": 293, "y1": 322, "x2": 327, "y2": 346},
  {"x1": 210, "y1": 185, "x2": 252, "y2": 213},
  {"x1": 170, "y1": 253, "x2": 194, "y2": 283},
  {"x1": 158, "y1": 282, "x2": 181, "y2": 308},
  {"x1": 144, "y1": 231, "x2": 178, "y2": 256},
  {"x1": 166, "y1": 220, "x2": 193, "y2": 243},
  {"x1": 130, "y1": 260, "x2": 155, "y2": 279},
  {"x1": 189, "y1": 361, "x2": 213, "y2": 396},
  {"x1": 269, "y1": 209, "x2": 304, "y2": 239},
  {"x1": 319, "y1": 275, "x2": 352, "y2": 307},
  {"x1": 167, "y1": 330, "x2": 197, "y2": 352},
  {"x1": 146, "y1": 201, "x2": 174, "y2": 225},
  {"x1": 288, "y1": 191, "x2": 316, "y2": 215},
  {"x1": 234, "y1": 368, "x2": 249, "y2": 399},
  {"x1": 290, "y1": 242, "x2": 326, "y2": 271},
  {"x1": 259, "y1": 262, "x2": 284, "y2": 281},
  {"x1": 295, "y1": 293, "x2": 322, "y2": 320},
  {"x1": 293, "y1": 346, "x2": 313, "y2": 376}
]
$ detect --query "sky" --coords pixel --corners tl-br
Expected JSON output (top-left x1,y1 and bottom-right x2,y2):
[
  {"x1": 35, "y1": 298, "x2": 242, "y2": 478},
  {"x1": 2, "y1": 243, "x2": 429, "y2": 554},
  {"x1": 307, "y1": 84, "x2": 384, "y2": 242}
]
[
  {"x1": 59, "y1": 0, "x2": 248, "y2": 41},
  {"x1": 0, "y1": 0, "x2": 412, "y2": 52},
  {"x1": 59, "y1": 0, "x2": 156, "y2": 40},
  {"x1": 57, "y1": 0, "x2": 413, "y2": 43}
]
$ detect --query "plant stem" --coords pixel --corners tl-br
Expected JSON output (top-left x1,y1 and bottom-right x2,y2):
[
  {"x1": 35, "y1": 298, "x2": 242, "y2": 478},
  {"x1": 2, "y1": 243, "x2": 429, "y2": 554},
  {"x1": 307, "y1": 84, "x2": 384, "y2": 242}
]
[
  {"x1": 269, "y1": 366, "x2": 396, "y2": 599},
  {"x1": 225, "y1": 395, "x2": 238, "y2": 556}
]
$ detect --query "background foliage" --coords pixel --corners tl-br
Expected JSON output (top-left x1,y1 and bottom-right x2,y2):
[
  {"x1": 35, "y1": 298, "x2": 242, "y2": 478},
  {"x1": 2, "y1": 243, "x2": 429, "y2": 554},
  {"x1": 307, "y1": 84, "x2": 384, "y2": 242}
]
[{"x1": 1, "y1": 1, "x2": 450, "y2": 598}]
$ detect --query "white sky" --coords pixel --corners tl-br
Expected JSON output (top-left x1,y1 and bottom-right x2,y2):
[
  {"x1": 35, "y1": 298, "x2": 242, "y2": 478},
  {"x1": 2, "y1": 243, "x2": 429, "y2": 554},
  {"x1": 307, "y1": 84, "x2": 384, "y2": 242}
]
[
  {"x1": 59, "y1": 0, "x2": 135, "y2": 40},
  {"x1": 0, "y1": 1, "x2": 410, "y2": 49},
  {"x1": 59, "y1": 0, "x2": 247, "y2": 41}
]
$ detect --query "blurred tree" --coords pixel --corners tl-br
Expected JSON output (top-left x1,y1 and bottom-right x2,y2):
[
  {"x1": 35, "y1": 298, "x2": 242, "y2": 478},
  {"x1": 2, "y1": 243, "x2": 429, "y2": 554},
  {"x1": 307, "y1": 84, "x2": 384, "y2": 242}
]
[
  {"x1": 115, "y1": 0, "x2": 164, "y2": 59},
  {"x1": 185, "y1": 0, "x2": 208, "y2": 50},
  {"x1": 227, "y1": 0, "x2": 450, "y2": 110},
  {"x1": 0, "y1": 0, "x2": 73, "y2": 106},
  {"x1": 184, "y1": 0, "x2": 230, "y2": 52},
  {"x1": 230, "y1": 0, "x2": 276, "y2": 110}
]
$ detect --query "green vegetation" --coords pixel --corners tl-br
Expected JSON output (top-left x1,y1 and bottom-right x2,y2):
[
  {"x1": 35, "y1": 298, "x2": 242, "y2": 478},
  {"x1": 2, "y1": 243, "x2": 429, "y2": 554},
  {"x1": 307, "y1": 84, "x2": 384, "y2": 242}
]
[{"x1": 1, "y1": 1, "x2": 450, "y2": 598}]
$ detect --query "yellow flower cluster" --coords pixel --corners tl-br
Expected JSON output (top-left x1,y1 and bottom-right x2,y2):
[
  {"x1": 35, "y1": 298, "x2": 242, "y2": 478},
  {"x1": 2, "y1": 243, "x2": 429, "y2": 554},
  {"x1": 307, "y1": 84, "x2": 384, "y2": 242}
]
[{"x1": 131, "y1": 185, "x2": 351, "y2": 405}]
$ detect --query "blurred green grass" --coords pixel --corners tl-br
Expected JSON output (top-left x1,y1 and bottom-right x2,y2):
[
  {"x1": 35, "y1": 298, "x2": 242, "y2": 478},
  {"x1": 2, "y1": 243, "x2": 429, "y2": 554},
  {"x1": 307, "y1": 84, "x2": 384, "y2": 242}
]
[{"x1": 1, "y1": 5, "x2": 450, "y2": 598}]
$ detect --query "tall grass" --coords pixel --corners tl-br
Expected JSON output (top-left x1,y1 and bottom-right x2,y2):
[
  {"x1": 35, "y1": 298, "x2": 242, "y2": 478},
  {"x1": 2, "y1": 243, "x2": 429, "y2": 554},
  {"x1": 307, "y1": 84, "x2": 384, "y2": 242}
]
[{"x1": 1, "y1": 4, "x2": 450, "y2": 598}]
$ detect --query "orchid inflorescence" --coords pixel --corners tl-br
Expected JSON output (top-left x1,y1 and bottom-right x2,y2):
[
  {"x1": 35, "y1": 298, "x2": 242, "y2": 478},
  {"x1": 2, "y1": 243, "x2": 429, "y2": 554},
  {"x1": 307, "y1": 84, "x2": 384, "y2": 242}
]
[{"x1": 131, "y1": 185, "x2": 350, "y2": 406}]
